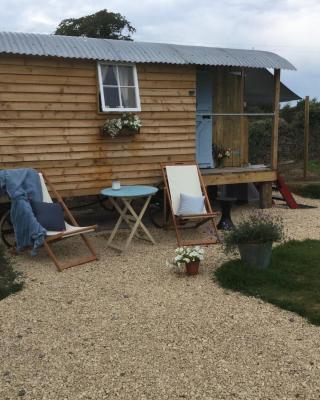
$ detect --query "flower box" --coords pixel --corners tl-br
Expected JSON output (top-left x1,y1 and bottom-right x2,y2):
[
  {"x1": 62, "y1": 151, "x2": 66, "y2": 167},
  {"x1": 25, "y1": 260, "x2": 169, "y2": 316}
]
[
  {"x1": 100, "y1": 127, "x2": 140, "y2": 138},
  {"x1": 101, "y1": 113, "x2": 142, "y2": 139}
]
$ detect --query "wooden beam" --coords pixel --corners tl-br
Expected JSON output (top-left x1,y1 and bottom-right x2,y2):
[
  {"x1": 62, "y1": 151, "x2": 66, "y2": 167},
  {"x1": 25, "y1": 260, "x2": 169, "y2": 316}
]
[
  {"x1": 197, "y1": 112, "x2": 274, "y2": 116},
  {"x1": 271, "y1": 69, "x2": 281, "y2": 170},
  {"x1": 303, "y1": 95, "x2": 310, "y2": 179},
  {"x1": 202, "y1": 169, "x2": 277, "y2": 186}
]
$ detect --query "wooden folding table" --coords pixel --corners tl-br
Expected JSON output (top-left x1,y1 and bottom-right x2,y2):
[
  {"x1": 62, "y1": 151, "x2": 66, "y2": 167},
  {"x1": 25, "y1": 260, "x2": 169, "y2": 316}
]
[{"x1": 101, "y1": 185, "x2": 158, "y2": 252}]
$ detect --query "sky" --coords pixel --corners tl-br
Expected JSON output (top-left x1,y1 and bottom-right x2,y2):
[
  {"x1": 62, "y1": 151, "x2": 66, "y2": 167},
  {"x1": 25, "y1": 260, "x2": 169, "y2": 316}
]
[{"x1": 0, "y1": 0, "x2": 319, "y2": 100}]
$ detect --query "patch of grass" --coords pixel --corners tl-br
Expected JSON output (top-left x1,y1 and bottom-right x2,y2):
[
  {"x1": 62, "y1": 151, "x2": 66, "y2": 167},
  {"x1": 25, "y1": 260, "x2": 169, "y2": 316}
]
[
  {"x1": 214, "y1": 240, "x2": 320, "y2": 325},
  {"x1": 293, "y1": 183, "x2": 320, "y2": 199},
  {"x1": 0, "y1": 244, "x2": 23, "y2": 300},
  {"x1": 308, "y1": 160, "x2": 320, "y2": 176}
]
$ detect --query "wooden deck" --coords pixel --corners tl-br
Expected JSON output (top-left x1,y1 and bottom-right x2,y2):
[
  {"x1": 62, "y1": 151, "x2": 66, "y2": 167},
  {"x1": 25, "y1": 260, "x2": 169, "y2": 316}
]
[
  {"x1": 201, "y1": 166, "x2": 276, "y2": 207},
  {"x1": 201, "y1": 166, "x2": 277, "y2": 186}
]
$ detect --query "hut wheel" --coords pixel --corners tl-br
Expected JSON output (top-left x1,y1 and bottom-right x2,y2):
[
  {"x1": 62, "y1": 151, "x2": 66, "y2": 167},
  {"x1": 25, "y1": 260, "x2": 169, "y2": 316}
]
[{"x1": 0, "y1": 210, "x2": 15, "y2": 248}]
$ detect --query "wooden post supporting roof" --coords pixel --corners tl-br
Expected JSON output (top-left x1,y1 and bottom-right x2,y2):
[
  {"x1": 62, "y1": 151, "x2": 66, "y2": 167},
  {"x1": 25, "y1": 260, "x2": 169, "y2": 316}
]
[
  {"x1": 239, "y1": 68, "x2": 248, "y2": 166},
  {"x1": 303, "y1": 96, "x2": 310, "y2": 179},
  {"x1": 271, "y1": 69, "x2": 281, "y2": 170}
]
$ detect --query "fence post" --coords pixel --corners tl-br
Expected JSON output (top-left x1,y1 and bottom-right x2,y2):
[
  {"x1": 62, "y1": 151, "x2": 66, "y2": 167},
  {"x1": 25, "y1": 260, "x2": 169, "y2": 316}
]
[
  {"x1": 271, "y1": 69, "x2": 281, "y2": 170},
  {"x1": 303, "y1": 96, "x2": 310, "y2": 179}
]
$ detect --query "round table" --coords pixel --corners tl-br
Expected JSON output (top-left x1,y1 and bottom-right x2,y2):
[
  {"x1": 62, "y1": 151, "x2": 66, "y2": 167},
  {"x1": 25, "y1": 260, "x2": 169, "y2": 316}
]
[{"x1": 101, "y1": 185, "x2": 158, "y2": 252}]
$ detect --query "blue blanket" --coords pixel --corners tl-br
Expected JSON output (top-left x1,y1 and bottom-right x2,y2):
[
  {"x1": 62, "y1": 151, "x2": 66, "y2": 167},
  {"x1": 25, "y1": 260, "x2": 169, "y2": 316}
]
[{"x1": 0, "y1": 168, "x2": 46, "y2": 255}]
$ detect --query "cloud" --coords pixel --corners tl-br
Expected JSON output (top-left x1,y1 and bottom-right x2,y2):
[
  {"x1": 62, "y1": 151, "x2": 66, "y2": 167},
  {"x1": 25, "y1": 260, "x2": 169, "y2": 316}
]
[{"x1": 0, "y1": 0, "x2": 318, "y2": 98}]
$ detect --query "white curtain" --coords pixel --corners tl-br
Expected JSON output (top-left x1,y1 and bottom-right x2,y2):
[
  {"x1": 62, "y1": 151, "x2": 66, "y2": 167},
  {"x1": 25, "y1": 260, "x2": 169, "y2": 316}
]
[
  {"x1": 118, "y1": 66, "x2": 134, "y2": 86},
  {"x1": 120, "y1": 87, "x2": 136, "y2": 108}
]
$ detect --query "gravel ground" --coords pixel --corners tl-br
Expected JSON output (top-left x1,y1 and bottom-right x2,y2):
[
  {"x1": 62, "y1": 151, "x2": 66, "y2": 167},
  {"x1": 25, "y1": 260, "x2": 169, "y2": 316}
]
[{"x1": 1, "y1": 196, "x2": 320, "y2": 400}]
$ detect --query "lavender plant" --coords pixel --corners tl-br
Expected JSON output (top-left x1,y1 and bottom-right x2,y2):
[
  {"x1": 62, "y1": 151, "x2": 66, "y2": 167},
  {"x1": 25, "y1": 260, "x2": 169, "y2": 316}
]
[{"x1": 224, "y1": 211, "x2": 284, "y2": 253}]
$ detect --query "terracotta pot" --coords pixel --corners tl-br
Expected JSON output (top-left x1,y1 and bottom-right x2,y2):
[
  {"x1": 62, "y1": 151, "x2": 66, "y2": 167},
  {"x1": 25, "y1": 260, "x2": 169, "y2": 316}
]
[{"x1": 185, "y1": 260, "x2": 200, "y2": 275}]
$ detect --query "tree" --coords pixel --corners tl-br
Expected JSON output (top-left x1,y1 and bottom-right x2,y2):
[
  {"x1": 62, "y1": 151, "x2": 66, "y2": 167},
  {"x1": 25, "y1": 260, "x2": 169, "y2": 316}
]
[{"x1": 54, "y1": 9, "x2": 135, "y2": 40}]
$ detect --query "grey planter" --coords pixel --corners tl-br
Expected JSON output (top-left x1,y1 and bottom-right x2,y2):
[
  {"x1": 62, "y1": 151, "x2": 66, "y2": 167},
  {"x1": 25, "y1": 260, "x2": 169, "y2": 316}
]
[{"x1": 238, "y1": 242, "x2": 273, "y2": 269}]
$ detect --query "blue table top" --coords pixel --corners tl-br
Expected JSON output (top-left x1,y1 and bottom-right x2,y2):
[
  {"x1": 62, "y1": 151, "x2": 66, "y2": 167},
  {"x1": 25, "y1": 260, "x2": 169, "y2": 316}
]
[{"x1": 101, "y1": 185, "x2": 158, "y2": 198}]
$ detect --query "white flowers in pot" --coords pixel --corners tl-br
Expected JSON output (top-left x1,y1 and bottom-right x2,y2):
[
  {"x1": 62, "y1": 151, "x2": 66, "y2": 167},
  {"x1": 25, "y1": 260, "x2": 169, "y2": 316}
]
[
  {"x1": 168, "y1": 246, "x2": 204, "y2": 276},
  {"x1": 172, "y1": 246, "x2": 204, "y2": 266},
  {"x1": 102, "y1": 113, "x2": 142, "y2": 138}
]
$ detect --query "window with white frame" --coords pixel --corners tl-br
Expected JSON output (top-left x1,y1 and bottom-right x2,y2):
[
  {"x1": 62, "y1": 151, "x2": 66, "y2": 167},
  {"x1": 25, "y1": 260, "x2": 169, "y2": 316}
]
[{"x1": 97, "y1": 63, "x2": 141, "y2": 112}]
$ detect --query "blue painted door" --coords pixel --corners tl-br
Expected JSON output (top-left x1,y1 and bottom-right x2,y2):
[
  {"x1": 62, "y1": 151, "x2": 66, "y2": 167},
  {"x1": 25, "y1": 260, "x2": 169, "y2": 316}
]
[{"x1": 196, "y1": 70, "x2": 214, "y2": 168}]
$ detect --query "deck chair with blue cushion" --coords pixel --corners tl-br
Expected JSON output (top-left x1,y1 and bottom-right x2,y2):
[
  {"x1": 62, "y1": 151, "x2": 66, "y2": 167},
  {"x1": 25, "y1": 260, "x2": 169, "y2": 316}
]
[
  {"x1": 39, "y1": 172, "x2": 97, "y2": 271},
  {"x1": 161, "y1": 161, "x2": 220, "y2": 247}
]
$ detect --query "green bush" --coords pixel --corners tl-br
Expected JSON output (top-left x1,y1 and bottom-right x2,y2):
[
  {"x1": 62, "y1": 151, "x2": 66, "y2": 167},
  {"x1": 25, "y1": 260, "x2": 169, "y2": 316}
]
[
  {"x1": 308, "y1": 160, "x2": 320, "y2": 176},
  {"x1": 249, "y1": 99, "x2": 320, "y2": 165},
  {"x1": 0, "y1": 244, "x2": 23, "y2": 300},
  {"x1": 224, "y1": 212, "x2": 284, "y2": 253},
  {"x1": 293, "y1": 183, "x2": 320, "y2": 199}
]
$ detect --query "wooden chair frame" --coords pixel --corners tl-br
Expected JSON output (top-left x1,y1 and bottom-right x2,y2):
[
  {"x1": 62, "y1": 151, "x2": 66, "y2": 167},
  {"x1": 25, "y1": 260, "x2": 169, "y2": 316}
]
[
  {"x1": 160, "y1": 161, "x2": 220, "y2": 247},
  {"x1": 41, "y1": 172, "x2": 98, "y2": 272}
]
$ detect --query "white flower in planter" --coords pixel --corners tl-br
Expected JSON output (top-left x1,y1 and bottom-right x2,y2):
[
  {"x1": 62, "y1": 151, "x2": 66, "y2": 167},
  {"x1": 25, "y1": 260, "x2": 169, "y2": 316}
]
[
  {"x1": 169, "y1": 246, "x2": 205, "y2": 267},
  {"x1": 102, "y1": 113, "x2": 142, "y2": 138}
]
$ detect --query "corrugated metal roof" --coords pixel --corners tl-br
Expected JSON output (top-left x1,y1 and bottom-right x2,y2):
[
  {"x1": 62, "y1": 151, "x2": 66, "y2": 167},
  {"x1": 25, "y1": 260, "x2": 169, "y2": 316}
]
[{"x1": 0, "y1": 32, "x2": 296, "y2": 70}]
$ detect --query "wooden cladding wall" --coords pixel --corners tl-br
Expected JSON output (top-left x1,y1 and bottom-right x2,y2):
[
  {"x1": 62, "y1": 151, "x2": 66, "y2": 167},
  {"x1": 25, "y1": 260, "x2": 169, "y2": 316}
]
[
  {"x1": 213, "y1": 67, "x2": 248, "y2": 167},
  {"x1": 0, "y1": 56, "x2": 196, "y2": 196}
]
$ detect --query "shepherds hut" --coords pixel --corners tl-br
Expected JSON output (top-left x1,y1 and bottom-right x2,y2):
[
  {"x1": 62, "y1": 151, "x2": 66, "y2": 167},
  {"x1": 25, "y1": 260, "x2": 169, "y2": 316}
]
[{"x1": 0, "y1": 32, "x2": 300, "y2": 206}]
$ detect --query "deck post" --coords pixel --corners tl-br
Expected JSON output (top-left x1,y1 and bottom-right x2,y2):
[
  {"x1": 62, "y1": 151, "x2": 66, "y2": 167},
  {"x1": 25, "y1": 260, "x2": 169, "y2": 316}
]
[
  {"x1": 303, "y1": 96, "x2": 310, "y2": 179},
  {"x1": 259, "y1": 182, "x2": 273, "y2": 209},
  {"x1": 271, "y1": 69, "x2": 281, "y2": 170}
]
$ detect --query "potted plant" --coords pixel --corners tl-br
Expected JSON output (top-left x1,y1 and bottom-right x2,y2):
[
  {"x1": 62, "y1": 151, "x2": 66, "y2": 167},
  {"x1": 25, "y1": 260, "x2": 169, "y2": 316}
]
[
  {"x1": 102, "y1": 113, "x2": 141, "y2": 138},
  {"x1": 213, "y1": 144, "x2": 232, "y2": 167},
  {"x1": 224, "y1": 212, "x2": 284, "y2": 268},
  {"x1": 171, "y1": 246, "x2": 205, "y2": 275}
]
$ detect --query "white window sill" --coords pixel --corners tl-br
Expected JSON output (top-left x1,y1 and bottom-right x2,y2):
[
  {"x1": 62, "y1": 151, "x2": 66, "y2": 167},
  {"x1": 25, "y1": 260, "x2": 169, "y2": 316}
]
[{"x1": 100, "y1": 108, "x2": 141, "y2": 113}]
